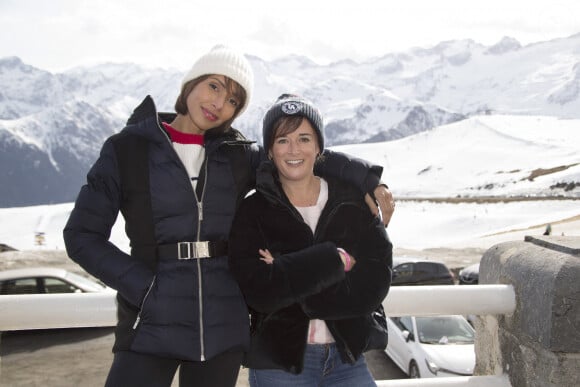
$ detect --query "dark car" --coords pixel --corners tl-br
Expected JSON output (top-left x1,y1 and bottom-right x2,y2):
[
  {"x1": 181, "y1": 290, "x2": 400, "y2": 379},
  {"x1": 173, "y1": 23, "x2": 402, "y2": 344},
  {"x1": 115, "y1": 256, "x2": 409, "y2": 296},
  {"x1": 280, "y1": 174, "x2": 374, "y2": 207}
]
[
  {"x1": 391, "y1": 257, "x2": 455, "y2": 286},
  {"x1": 458, "y1": 263, "x2": 479, "y2": 285}
]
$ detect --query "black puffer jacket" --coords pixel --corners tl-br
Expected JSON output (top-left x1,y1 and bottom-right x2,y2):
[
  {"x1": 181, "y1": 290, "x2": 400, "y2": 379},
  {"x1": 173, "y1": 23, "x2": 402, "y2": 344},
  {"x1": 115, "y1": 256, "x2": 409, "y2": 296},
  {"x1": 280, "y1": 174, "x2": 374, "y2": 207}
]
[
  {"x1": 64, "y1": 96, "x2": 258, "y2": 361},
  {"x1": 228, "y1": 162, "x2": 393, "y2": 374},
  {"x1": 64, "y1": 96, "x2": 384, "y2": 362}
]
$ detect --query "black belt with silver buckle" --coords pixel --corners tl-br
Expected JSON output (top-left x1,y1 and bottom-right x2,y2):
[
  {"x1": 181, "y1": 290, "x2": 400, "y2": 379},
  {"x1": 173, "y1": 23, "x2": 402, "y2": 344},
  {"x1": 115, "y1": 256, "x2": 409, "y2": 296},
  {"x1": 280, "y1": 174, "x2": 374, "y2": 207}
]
[{"x1": 157, "y1": 241, "x2": 228, "y2": 260}]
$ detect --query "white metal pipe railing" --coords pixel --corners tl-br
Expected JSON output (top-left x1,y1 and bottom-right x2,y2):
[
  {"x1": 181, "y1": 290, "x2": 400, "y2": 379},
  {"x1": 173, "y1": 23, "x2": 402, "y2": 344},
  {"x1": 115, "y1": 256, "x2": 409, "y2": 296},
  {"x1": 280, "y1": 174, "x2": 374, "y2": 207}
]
[
  {"x1": 0, "y1": 285, "x2": 515, "y2": 331},
  {"x1": 383, "y1": 284, "x2": 516, "y2": 317},
  {"x1": 375, "y1": 285, "x2": 515, "y2": 387},
  {"x1": 0, "y1": 292, "x2": 117, "y2": 331},
  {"x1": 0, "y1": 285, "x2": 515, "y2": 386},
  {"x1": 376, "y1": 375, "x2": 512, "y2": 387}
]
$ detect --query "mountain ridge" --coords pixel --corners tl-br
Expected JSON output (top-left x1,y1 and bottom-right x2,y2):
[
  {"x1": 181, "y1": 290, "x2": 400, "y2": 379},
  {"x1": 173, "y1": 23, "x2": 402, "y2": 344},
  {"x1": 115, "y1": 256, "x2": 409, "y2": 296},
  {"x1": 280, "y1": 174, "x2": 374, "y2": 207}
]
[{"x1": 1, "y1": 34, "x2": 579, "y2": 206}]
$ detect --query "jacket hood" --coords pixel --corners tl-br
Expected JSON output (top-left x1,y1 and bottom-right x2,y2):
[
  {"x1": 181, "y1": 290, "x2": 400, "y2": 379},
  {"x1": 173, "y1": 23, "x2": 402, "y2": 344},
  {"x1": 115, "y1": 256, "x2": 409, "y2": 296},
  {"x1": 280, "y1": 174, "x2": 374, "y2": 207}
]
[
  {"x1": 255, "y1": 161, "x2": 285, "y2": 205},
  {"x1": 123, "y1": 95, "x2": 252, "y2": 148}
]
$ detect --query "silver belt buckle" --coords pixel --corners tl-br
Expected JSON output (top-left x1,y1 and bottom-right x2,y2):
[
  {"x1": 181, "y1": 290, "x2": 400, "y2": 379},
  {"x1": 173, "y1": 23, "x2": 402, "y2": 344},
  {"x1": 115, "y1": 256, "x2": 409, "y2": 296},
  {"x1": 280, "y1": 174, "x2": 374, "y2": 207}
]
[
  {"x1": 178, "y1": 241, "x2": 210, "y2": 259},
  {"x1": 193, "y1": 241, "x2": 210, "y2": 258}
]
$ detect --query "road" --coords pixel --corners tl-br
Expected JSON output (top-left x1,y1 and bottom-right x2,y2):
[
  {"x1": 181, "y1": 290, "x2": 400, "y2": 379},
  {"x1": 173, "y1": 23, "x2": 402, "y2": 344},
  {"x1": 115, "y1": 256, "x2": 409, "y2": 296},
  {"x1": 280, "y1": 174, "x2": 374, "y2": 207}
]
[{"x1": 0, "y1": 328, "x2": 406, "y2": 386}]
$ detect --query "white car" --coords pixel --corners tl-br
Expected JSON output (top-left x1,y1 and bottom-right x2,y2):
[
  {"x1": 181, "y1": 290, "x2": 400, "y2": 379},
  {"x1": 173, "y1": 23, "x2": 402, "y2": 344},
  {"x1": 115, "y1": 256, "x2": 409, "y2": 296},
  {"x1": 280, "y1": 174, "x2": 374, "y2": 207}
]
[
  {"x1": 0, "y1": 267, "x2": 113, "y2": 294},
  {"x1": 385, "y1": 315, "x2": 475, "y2": 378},
  {"x1": 0, "y1": 267, "x2": 117, "y2": 331}
]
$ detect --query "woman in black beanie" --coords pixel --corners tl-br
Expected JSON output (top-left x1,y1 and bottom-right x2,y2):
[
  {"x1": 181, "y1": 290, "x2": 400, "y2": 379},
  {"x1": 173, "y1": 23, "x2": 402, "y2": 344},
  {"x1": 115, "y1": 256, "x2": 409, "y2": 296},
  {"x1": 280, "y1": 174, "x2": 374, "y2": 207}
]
[{"x1": 229, "y1": 94, "x2": 393, "y2": 386}]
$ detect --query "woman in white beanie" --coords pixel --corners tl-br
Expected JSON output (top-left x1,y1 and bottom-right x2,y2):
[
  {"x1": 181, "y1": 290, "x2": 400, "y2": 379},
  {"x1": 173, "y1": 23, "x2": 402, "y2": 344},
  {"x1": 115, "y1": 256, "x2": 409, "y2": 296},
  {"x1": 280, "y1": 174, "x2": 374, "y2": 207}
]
[{"x1": 64, "y1": 46, "x2": 394, "y2": 387}]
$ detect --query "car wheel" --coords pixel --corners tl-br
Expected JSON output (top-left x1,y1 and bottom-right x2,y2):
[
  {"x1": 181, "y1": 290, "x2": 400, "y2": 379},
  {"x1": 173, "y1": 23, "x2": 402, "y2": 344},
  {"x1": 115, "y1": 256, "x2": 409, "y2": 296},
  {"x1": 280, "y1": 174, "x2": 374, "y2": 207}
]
[{"x1": 409, "y1": 360, "x2": 420, "y2": 378}]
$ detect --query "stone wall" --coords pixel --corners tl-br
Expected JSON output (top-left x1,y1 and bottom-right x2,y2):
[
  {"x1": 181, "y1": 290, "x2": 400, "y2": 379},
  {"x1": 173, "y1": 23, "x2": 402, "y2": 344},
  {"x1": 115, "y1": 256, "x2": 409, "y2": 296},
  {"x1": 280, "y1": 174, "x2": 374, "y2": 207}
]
[{"x1": 475, "y1": 236, "x2": 580, "y2": 387}]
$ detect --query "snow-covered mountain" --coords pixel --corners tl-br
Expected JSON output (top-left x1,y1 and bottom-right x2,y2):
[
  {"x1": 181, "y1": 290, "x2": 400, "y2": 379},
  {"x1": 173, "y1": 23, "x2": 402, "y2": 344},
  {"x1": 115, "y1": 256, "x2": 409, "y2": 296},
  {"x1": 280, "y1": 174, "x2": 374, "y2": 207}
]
[
  {"x1": 1, "y1": 33, "x2": 579, "y2": 206},
  {"x1": 2, "y1": 113, "x2": 578, "y2": 252},
  {"x1": 335, "y1": 114, "x2": 580, "y2": 199}
]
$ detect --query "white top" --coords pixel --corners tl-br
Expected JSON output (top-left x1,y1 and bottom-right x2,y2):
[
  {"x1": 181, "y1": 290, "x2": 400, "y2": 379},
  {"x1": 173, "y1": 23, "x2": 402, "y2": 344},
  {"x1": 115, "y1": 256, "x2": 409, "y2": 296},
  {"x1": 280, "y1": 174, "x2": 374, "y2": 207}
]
[
  {"x1": 295, "y1": 179, "x2": 335, "y2": 344},
  {"x1": 173, "y1": 142, "x2": 205, "y2": 189},
  {"x1": 162, "y1": 122, "x2": 205, "y2": 190}
]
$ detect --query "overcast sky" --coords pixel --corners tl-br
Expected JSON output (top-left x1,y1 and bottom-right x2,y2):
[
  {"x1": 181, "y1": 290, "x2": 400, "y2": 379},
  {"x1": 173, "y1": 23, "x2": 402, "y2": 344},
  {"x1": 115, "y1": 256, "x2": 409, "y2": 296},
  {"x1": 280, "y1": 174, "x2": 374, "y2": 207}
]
[{"x1": 1, "y1": 0, "x2": 579, "y2": 72}]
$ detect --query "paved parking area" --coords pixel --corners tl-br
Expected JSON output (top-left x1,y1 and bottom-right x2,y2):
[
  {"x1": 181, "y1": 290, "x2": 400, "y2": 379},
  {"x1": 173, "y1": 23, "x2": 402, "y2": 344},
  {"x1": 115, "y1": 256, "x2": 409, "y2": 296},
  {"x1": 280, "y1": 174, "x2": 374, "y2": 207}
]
[{"x1": 0, "y1": 328, "x2": 406, "y2": 386}]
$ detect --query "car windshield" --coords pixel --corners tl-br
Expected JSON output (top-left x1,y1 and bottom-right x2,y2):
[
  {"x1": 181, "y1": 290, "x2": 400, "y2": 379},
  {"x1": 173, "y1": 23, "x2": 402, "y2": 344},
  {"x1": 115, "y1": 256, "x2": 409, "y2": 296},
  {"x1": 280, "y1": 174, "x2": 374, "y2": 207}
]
[
  {"x1": 65, "y1": 271, "x2": 107, "y2": 292},
  {"x1": 416, "y1": 316, "x2": 475, "y2": 344}
]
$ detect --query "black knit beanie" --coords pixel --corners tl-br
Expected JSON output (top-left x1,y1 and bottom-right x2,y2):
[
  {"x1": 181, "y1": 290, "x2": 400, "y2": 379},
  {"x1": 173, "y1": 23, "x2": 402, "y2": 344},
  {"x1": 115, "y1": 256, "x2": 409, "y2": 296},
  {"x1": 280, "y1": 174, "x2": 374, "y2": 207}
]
[{"x1": 262, "y1": 94, "x2": 324, "y2": 151}]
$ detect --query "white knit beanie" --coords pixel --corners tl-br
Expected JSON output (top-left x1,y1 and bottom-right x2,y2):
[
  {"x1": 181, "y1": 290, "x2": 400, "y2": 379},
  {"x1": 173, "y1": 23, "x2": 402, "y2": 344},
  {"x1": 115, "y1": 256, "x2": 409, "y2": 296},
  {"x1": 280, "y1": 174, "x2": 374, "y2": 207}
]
[{"x1": 181, "y1": 45, "x2": 254, "y2": 115}]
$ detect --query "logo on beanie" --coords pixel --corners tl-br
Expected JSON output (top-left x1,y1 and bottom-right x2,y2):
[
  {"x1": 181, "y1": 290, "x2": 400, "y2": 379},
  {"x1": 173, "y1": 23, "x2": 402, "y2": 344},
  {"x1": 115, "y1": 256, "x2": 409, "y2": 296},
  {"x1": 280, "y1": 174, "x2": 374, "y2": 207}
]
[{"x1": 281, "y1": 101, "x2": 302, "y2": 115}]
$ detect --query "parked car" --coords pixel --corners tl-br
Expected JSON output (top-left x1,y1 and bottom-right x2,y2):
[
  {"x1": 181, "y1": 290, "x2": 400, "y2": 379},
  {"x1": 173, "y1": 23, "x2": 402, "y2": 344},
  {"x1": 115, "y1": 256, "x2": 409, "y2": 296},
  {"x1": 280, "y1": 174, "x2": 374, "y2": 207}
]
[
  {"x1": 391, "y1": 257, "x2": 455, "y2": 286},
  {"x1": 0, "y1": 267, "x2": 117, "y2": 331},
  {"x1": 385, "y1": 314, "x2": 475, "y2": 378},
  {"x1": 458, "y1": 263, "x2": 480, "y2": 285},
  {"x1": 0, "y1": 267, "x2": 113, "y2": 295}
]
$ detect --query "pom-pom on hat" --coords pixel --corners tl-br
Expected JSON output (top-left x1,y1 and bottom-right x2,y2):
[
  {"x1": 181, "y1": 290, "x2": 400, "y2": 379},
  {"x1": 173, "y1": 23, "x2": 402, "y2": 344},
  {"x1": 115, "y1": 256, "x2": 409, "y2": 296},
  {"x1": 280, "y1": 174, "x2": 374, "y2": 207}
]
[
  {"x1": 181, "y1": 45, "x2": 254, "y2": 114},
  {"x1": 262, "y1": 94, "x2": 324, "y2": 152}
]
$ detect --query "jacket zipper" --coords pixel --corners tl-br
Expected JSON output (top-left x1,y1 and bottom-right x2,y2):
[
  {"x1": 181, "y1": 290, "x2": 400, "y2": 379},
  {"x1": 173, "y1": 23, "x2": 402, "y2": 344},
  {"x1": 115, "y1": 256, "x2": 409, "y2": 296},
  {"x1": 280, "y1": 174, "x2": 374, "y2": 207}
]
[
  {"x1": 313, "y1": 202, "x2": 350, "y2": 240},
  {"x1": 275, "y1": 190, "x2": 356, "y2": 242},
  {"x1": 133, "y1": 275, "x2": 157, "y2": 329},
  {"x1": 192, "y1": 141, "x2": 250, "y2": 359},
  {"x1": 157, "y1": 117, "x2": 209, "y2": 360},
  {"x1": 196, "y1": 159, "x2": 209, "y2": 361},
  {"x1": 158, "y1": 122, "x2": 249, "y2": 361}
]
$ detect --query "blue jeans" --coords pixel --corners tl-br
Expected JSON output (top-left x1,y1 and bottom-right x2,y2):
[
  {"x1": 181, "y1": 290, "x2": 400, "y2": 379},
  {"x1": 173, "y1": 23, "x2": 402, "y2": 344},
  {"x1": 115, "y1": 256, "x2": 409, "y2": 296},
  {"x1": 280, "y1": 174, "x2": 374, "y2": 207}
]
[{"x1": 249, "y1": 343, "x2": 376, "y2": 387}]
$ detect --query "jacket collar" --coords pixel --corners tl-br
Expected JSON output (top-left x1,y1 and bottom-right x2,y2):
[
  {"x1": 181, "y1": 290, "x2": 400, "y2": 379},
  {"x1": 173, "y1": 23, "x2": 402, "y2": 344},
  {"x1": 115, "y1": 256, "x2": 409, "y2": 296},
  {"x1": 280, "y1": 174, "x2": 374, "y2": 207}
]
[
  {"x1": 126, "y1": 95, "x2": 159, "y2": 125},
  {"x1": 256, "y1": 161, "x2": 361, "y2": 210},
  {"x1": 124, "y1": 95, "x2": 254, "y2": 150},
  {"x1": 256, "y1": 161, "x2": 286, "y2": 206}
]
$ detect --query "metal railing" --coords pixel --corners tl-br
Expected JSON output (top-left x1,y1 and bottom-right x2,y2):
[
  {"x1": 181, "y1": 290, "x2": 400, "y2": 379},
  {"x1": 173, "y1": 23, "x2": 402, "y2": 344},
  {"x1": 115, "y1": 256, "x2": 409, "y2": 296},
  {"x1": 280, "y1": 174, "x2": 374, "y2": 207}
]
[
  {"x1": 0, "y1": 285, "x2": 516, "y2": 386},
  {"x1": 376, "y1": 375, "x2": 512, "y2": 386},
  {"x1": 378, "y1": 284, "x2": 515, "y2": 387},
  {"x1": 383, "y1": 284, "x2": 515, "y2": 317}
]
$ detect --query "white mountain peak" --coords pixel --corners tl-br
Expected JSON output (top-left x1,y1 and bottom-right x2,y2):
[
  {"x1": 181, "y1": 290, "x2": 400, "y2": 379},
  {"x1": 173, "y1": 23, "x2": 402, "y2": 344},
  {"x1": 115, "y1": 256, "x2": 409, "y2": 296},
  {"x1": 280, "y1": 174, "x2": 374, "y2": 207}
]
[{"x1": 0, "y1": 34, "x2": 579, "y2": 206}]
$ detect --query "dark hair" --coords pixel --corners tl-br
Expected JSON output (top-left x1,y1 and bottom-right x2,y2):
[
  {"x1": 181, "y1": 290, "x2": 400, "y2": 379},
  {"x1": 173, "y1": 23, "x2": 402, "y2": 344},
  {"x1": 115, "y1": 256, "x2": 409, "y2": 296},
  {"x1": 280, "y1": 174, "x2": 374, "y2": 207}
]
[
  {"x1": 268, "y1": 115, "x2": 304, "y2": 151},
  {"x1": 174, "y1": 75, "x2": 248, "y2": 133}
]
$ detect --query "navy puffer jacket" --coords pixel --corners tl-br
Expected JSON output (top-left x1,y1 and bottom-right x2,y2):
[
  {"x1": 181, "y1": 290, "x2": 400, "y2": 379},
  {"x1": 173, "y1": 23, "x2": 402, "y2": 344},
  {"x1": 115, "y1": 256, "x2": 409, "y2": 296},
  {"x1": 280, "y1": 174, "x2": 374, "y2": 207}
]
[
  {"x1": 64, "y1": 96, "x2": 258, "y2": 361},
  {"x1": 64, "y1": 96, "x2": 383, "y2": 361}
]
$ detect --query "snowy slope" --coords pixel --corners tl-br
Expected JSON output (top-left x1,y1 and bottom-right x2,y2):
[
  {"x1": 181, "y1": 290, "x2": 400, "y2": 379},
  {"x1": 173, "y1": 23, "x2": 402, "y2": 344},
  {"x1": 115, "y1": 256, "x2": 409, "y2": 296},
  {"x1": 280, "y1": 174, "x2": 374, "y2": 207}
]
[
  {"x1": 334, "y1": 115, "x2": 580, "y2": 198},
  {"x1": 1, "y1": 114, "x2": 578, "y2": 251}
]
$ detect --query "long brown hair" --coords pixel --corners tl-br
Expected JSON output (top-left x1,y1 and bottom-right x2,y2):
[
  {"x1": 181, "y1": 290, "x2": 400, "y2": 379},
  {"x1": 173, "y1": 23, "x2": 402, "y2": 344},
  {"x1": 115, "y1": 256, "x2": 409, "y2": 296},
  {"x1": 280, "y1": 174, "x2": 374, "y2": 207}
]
[{"x1": 174, "y1": 75, "x2": 248, "y2": 133}]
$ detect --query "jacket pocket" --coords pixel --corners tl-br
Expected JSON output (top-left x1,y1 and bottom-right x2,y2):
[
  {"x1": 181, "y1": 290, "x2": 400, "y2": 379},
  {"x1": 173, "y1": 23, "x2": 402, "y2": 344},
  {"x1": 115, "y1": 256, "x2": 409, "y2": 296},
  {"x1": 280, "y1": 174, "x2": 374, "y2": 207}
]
[{"x1": 133, "y1": 275, "x2": 157, "y2": 329}]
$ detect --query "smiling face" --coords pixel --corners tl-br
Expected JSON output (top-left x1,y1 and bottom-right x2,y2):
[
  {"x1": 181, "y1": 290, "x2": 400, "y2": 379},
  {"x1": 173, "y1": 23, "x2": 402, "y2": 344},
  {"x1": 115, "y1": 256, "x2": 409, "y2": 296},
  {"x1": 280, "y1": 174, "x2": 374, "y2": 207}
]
[
  {"x1": 269, "y1": 117, "x2": 320, "y2": 185},
  {"x1": 181, "y1": 75, "x2": 242, "y2": 134}
]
